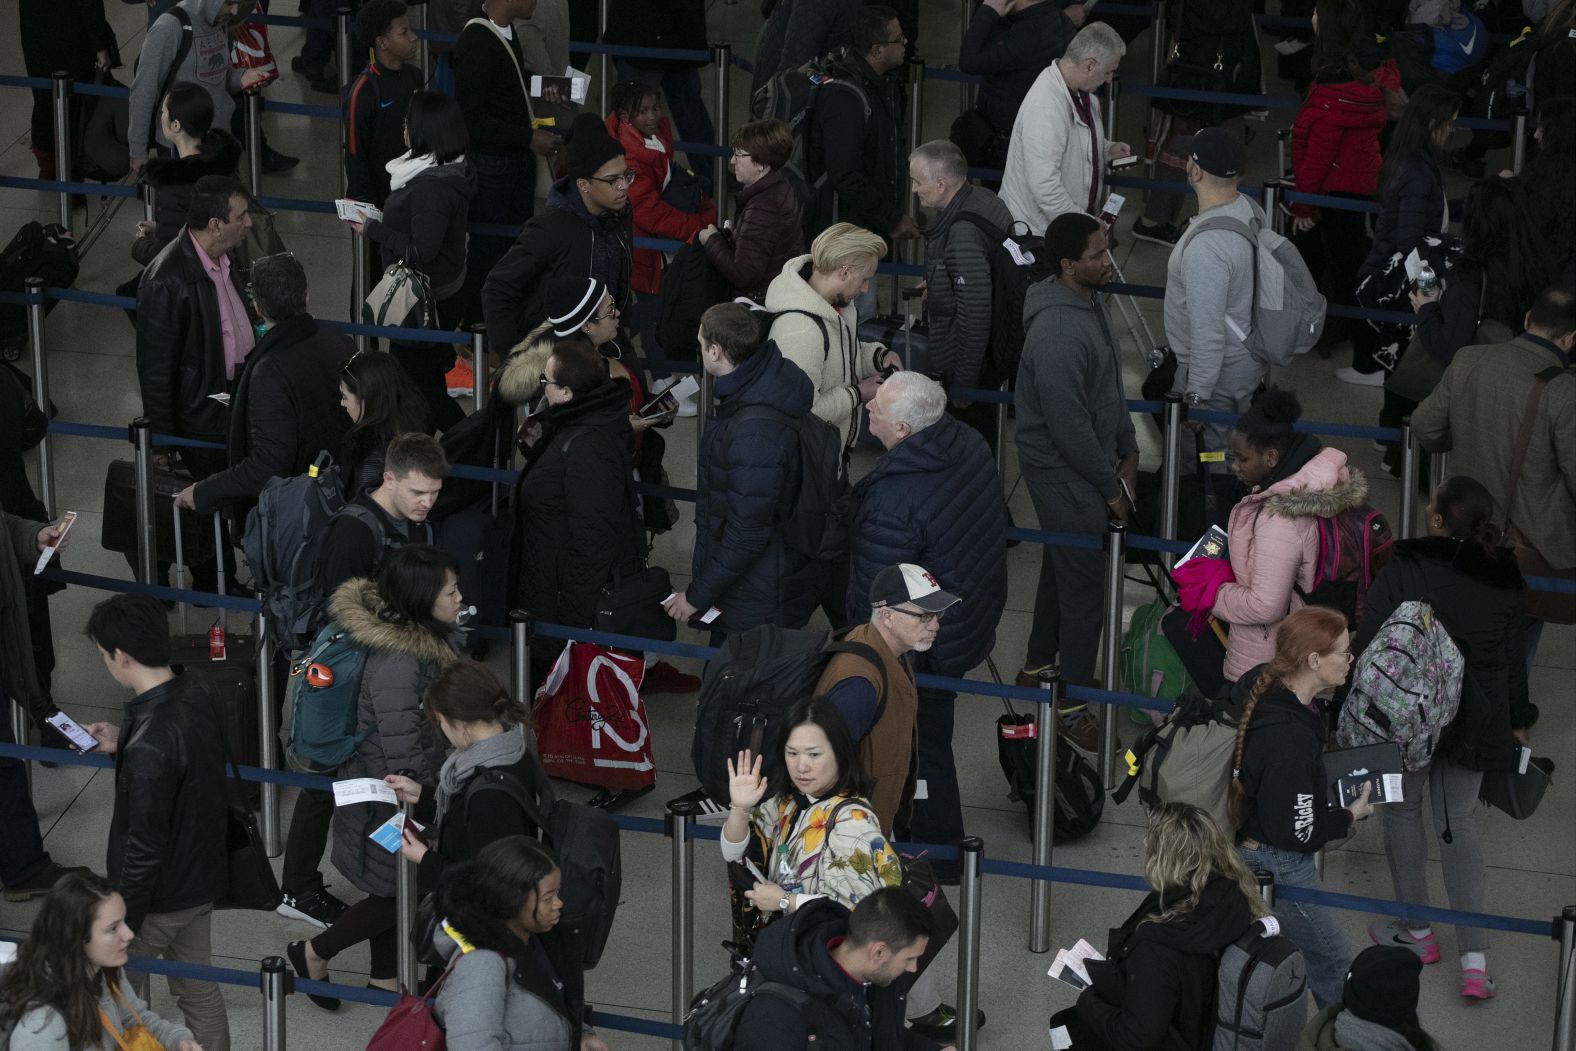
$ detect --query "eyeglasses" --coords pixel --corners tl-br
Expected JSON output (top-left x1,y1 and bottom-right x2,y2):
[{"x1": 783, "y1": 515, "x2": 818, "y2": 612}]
[
  {"x1": 591, "y1": 304, "x2": 621, "y2": 323},
  {"x1": 539, "y1": 374, "x2": 569, "y2": 390},
  {"x1": 884, "y1": 35, "x2": 908, "y2": 46},
  {"x1": 588, "y1": 170, "x2": 637, "y2": 188},
  {"x1": 731, "y1": 149, "x2": 754, "y2": 161},
  {"x1": 887, "y1": 605, "x2": 941, "y2": 624}
]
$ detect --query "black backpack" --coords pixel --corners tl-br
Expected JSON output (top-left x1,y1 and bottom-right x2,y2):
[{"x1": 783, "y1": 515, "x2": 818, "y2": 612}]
[
  {"x1": 657, "y1": 239, "x2": 730, "y2": 356},
  {"x1": 691, "y1": 625, "x2": 886, "y2": 803},
  {"x1": 463, "y1": 759, "x2": 623, "y2": 970},
  {"x1": 726, "y1": 398, "x2": 851, "y2": 562},
  {"x1": 683, "y1": 949, "x2": 815, "y2": 1050},
  {"x1": 749, "y1": 48, "x2": 870, "y2": 219},
  {"x1": 948, "y1": 212, "x2": 1054, "y2": 384},
  {"x1": 997, "y1": 700, "x2": 1105, "y2": 841}
]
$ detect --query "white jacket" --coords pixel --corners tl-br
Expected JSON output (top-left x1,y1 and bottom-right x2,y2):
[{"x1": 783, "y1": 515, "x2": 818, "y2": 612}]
[
  {"x1": 999, "y1": 61, "x2": 1107, "y2": 235},
  {"x1": 763, "y1": 255, "x2": 887, "y2": 452}
]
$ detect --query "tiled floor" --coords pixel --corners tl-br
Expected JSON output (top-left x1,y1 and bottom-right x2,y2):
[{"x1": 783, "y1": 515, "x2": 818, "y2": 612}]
[{"x1": 1, "y1": 3, "x2": 1571, "y2": 1049}]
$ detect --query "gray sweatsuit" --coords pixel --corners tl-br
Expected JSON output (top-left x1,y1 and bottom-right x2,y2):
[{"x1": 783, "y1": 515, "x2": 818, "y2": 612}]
[{"x1": 128, "y1": 0, "x2": 244, "y2": 159}]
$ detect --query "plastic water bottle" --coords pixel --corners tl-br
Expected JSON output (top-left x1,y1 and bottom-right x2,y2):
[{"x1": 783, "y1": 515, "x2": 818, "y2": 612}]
[
  {"x1": 1148, "y1": 345, "x2": 1170, "y2": 369},
  {"x1": 1415, "y1": 260, "x2": 1439, "y2": 296}
]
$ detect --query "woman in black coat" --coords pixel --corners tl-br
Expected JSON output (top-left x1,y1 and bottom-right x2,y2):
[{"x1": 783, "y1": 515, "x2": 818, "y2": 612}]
[
  {"x1": 1049, "y1": 804, "x2": 1263, "y2": 1050},
  {"x1": 1350, "y1": 476, "x2": 1528, "y2": 999},
  {"x1": 699, "y1": 119, "x2": 806, "y2": 303},
  {"x1": 509, "y1": 339, "x2": 642, "y2": 686},
  {"x1": 348, "y1": 91, "x2": 477, "y2": 433},
  {"x1": 337, "y1": 349, "x2": 432, "y2": 498},
  {"x1": 132, "y1": 81, "x2": 243, "y2": 267},
  {"x1": 955, "y1": 0, "x2": 1075, "y2": 171}
]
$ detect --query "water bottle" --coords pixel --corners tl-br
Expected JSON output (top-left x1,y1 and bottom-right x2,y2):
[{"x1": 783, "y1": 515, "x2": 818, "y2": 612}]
[
  {"x1": 1415, "y1": 260, "x2": 1439, "y2": 296},
  {"x1": 1148, "y1": 345, "x2": 1170, "y2": 370}
]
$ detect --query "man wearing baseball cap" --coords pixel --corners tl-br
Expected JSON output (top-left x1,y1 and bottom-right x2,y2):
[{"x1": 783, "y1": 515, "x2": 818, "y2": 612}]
[
  {"x1": 1163, "y1": 126, "x2": 1268, "y2": 519},
  {"x1": 815, "y1": 563, "x2": 960, "y2": 836}
]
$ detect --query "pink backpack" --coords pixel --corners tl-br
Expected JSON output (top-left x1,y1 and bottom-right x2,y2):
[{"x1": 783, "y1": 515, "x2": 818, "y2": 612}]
[{"x1": 1299, "y1": 506, "x2": 1395, "y2": 628}]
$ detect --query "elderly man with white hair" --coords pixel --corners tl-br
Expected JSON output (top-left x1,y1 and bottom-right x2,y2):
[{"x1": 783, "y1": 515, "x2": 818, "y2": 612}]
[
  {"x1": 999, "y1": 21, "x2": 1132, "y2": 234},
  {"x1": 908, "y1": 139, "x2": 1015, "y2": 447},
  {"x1": 850, "y1": 370, "x2": 1008, "y2": 880}
]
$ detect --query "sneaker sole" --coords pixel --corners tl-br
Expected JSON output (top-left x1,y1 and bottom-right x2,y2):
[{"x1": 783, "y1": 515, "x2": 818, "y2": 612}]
[{"x1": 275, "y1": 902, "x2": 331, "y2": 929}]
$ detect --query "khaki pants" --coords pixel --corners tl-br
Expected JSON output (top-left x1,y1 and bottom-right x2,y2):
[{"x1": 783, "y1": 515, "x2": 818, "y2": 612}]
[{"x1": 127, "y1": 903, "x2": 230, "y2": 1051}]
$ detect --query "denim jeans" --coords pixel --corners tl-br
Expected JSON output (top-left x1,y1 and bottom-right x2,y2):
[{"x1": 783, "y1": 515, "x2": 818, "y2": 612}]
[
  {"x1": 910, "y1": 685, "x2": 963, "y2": 866},
  {"x1": 1237, "y1": 841, "x2": 1351, "y2": 1008},
  {"x1": 614, "y1": 62, "x2": 716, "y2": 167}
]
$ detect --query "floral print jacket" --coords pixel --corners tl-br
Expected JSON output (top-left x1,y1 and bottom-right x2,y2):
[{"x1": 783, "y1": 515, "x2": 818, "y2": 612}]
[{"x1": 749, "y1": 794, "x2": 903, "y2": 907}]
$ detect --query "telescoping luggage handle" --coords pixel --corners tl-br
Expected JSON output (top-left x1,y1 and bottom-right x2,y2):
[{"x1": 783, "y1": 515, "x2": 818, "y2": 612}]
[{"x1": 171, "y1": 496, "x2": 226, "y2": 637}]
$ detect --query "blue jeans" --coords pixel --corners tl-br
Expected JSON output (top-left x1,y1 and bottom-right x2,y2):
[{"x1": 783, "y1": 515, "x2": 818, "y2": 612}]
[
  {"x1": 614, "y1": 62, "x2": 715, "y2": 167},
  {"x1": 1237, "y1": 841, "x2": 1351, "y2": 1008},
  {"x1": 910, "y1": 685, "x2": 962, "y2": 867}
]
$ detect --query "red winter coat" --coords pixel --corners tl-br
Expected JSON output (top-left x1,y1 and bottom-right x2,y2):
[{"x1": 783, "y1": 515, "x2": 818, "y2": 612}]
[
  {"x1": 605, "y1": 113, "x2": 716, "y2": 295},
  {"x1": 1289, "y1": 61, "x2": 1400, "y2": 219}
]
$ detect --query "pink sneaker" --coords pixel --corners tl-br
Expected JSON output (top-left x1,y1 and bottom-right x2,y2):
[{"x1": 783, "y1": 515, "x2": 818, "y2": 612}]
[
  {"x1": 1460, "y1": 968, "x2": 1497, "y2": 1000},
  {"x1": 1368, "y1": 919, "x2": 1441, "y2": 964}
]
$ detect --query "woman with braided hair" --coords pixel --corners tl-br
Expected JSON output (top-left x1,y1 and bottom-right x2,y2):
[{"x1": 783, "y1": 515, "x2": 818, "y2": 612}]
[{"x1": 1230, "y1": 605, "x2": 1375, "y2": 1008}]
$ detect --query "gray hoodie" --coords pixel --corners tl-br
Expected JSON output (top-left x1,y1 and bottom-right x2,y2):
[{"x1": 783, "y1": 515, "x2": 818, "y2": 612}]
[
  {"x1": 1015, "y1": 275, "x2": 1137, "y2": 499},
  {"x1": 128, "y1": 0, "x2": 244, "y2": 159},
  {"x1": 10, "y1": 974, "x2": 195, "y2": 1051}
]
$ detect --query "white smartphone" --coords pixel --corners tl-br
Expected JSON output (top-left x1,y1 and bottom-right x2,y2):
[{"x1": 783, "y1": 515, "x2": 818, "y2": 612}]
[
  {"x1": 46, "y1": 711, "x2": 99, "y2": 753},
  {"x1": 34, "y1": 510, "x2": 77, "y2": 575}
]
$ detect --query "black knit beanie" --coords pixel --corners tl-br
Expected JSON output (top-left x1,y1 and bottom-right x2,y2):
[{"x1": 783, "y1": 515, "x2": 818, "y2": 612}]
[
  {"x1": 565, "y1": 113, "x2": 624, "y2": 181},
  {"x1": 1342, "y1": 945, "x2": 1422, "y2": 1028}
]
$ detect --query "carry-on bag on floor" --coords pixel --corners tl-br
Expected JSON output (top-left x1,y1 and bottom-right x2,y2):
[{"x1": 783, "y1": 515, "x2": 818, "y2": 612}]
[
  {"x1": 0, "y1": 222, "x2": 79, "y2": 361},
  {"x1": 101, "y1": 458, "x2": 216, "y2": 567}
]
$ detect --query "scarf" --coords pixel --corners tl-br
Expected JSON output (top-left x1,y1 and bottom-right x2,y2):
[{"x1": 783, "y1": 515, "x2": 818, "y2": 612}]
[
  {"x1": 434, "y1": 724, "x2": 529, "y2": 825},
  {"x1": 1333, "y1": 1010, "x2": 1419, "y2": 1051},
  {"x1": 385, "y1": 150, "x2": 464, "y2": 193}
]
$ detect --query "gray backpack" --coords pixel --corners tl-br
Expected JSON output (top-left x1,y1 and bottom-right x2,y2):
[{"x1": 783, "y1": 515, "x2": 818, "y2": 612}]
[
  {"x1": 1213, "y1": 918, "x2": 1307, "y2": 1051},
  {"x1": 1188, "y1": 212, "x2": 1326, "y2": 366}
]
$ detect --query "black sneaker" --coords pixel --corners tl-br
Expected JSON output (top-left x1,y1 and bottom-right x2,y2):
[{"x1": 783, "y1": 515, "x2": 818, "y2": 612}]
[
  {"x1": 908, "y1": 1003, "x2": 986, "y2": 1042},
  {"x1": 260, "y1": 146, "x2": 299, "y2": 174},
  {"x1": 667, "y1": 787, "x2": 730, "y2": 825},
  {"x1": 285, "y1": 940, "x2": 341, "y2": 1011},
  {"x1": 1131, "y1": 218, "x2": 1180, "y2": 247},
  {"x1": 2, "y1": 861, "x2": 92, "y2": 902},
  {"x1": 276, "y1": 886, "x2": 349, "y2": 928}
]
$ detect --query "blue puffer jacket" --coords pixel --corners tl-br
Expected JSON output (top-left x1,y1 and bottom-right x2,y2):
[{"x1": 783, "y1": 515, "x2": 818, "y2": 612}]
[
  {"x1": 1360, "y1": 154, "x2": 1445, "y2": 278},
  {"x1": 847, "y1": 413, "x2": 1009, "y2": 678},
  {"x1": 689, "y1": 342, "x2": 819, "y2": 633}
]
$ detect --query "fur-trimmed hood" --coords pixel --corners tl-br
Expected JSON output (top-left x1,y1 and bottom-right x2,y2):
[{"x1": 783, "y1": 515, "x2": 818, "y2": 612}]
[
  {"x1": 496, "y1": 341, "x2": 552, "y2": 407},
  {"x1": 326, "y1": 578, "x2": 460, "y2": 666},
  {"x1": 142, "y1": 130, "x2": 243, "y2": 187},
  {"x1": 1251, "y1": 446, "x2": 1369, "y2": 520}
]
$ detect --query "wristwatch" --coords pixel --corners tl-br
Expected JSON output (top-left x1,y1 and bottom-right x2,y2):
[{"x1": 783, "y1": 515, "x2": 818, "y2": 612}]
[
  {"x1": 1186, "y1": 392, "x2": 1204, "y2": 408},
  {"x1": 778, "y1": 895, "x2": 792, "y2": 913}
]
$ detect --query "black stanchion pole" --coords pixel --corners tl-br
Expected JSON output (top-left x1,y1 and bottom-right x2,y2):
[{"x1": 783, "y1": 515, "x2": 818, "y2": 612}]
[
  {"x1": 955, "y1": 836, "x2": 984, "y2": 1051},
  {"x1": 244, "y1": 89, "x2": 263, "y2": 195},
  {"x1": 50, "y1": 72, "x2": 73, "y2": 235},
  {"x1": 1100, "y1": 520, "x2": 1128, "y2": 788},
  {"x1": 25, "y1": 278, "x2": 55, "y2": 518},
  {"x1": 1256, "y1": 869, "x2": 1276, "y2": 909},
  {"x1": 510, "y1": 610, "x2": 534, "y2": 748},
  {"x1": 667, "y1": 799, "x2": 697, "y2": 1048},
  {"x1": 1160, "y1": 392, "x2": 1184, "y2": 574},
  {"x1": 1029, "y1": 670, "x2": 1061, "y2": 953},
  {"x1": 255, "y1": 609, "x2": 281, "y2": 856}
]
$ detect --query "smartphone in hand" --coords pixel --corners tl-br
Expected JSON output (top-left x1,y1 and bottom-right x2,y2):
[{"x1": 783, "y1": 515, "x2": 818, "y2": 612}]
[{"x1": 47, "y1": 711, "x2": 99, "y2": 753}]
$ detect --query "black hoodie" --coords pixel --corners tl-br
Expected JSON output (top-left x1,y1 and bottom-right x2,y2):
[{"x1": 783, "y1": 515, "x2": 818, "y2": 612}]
[
  {"x1": 1074, "y1": 874, "x2": 1256, "y2": 1051},
  {"x1": 732, "y1": 897, "x2": 941, "y2": 1051},
  {"x1": 1234, "y1": 672, "x2": 1354, "y2": 853},
  {"x1": 1351, "y1": 537, "x2": 1530, "y2": 771}
]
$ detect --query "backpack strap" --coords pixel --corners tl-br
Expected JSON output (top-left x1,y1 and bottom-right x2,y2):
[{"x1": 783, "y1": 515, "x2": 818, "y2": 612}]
[
  {"x1": 950, "y1": 209, "x2": 1009, "y2": 245},
  {"x1": 821, "y1": 633, "x2": 891, "y2": 732},
  {"x1": 462, "y1": 764, "x2": 554, "y2": 838},
  {"x1": 767, "y1": 307, "x2": 832, "y2": 361},
  {"x1": 148, "y1": 7, "x2": 193, "y2": 145}
]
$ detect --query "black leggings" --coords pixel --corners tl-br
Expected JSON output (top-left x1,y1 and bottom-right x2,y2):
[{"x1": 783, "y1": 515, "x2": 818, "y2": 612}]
[{"x1": 310, "y1": 894, "x2": 397, "y2": 980}]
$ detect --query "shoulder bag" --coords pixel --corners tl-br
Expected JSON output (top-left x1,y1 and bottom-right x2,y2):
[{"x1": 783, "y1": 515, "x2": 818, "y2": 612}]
[{"x1": 215, "y1": 731, "x2": 284, "y2": 911}]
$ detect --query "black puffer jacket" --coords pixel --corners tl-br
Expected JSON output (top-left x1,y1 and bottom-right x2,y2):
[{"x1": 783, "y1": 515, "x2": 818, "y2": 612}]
[
  {"x1": 1352, "y1": 537, "x2": 1529, "y2": 772},
  {"x1": 1072, "y1": 874, "x2": 1256, "y2": 1051},
  {"x1": 135, "y1": 228, "x2": 258, "y2": 441},
  {"x1": 131, "y1": 130, "x2": 242, "y2": 266},
  {"x1": 365, "y1": 161, "x2": 477, "y2": 299},
  {"x1": 848, "y1": 412, "x2": 1009, "y2": 678},
  {"x1": 702, "y1": 169, "x2": 805, "y2": 302},
  {"x1": 807, "y1": 49, "x2": 906, "y2": 238},
  {"x1": 958, "y1": 1, "x2": 1073, "y2": 138},
  {"x1": 107, "y1": 673, "x2": 229, "y2": 933},
  {"x1": 1234, "y1": 673, "x2": 1354, "y2": 854},
  {"x1": 1360, "y1": 154, "x2": 1445, "y2": 278},
  {"x1": 192, "y1": 313, "x2": 352, "y2": 521},
  {"x1": 690, "y1": 341, "x2": 818, "y2": 633},
  {"x1": 510, "y1": 379, "x2": 641, "y2": 628},
  {"x1": 482, "y1": 178, "x2": 634, "y2": 354},
  {"x1": 732, "y1": 897, "x2": 941, "y2": 1051}
]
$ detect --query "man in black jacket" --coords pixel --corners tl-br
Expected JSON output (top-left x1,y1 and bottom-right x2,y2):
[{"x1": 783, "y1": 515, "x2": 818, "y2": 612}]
[
  {"x1": 733, "y1": 889, "x2": 950, "y2": 1051},
  {"x1": 85, "y1": 594, "x2": 231, "y2": 1051},
  {"x1": 482, "y1": 113, "x2": 633, "y2": 354},
  {"x1": 135, "y1": 174, "x2": 258, "y2": 477},
  {"x1": 344, "y1": 0, "x2": 425, "y2": 209},
  {"x1": 807, "y1": 5, "x2": 915, "y2": 244},
  {"x1": 175, "y1": 253, "x2": 352, "y2": 524},
  {"x1": 454, "y1": 0, "x2": 561, "y2": 321}
]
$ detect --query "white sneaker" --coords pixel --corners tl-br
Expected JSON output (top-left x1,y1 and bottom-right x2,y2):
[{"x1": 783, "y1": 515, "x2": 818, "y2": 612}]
[
  {"x1": 1335, "y1": 366, "x2": 1386, "y2": 387},
  {"x1": 675, "y1": 397, "x2": 699, "y2": 418}
]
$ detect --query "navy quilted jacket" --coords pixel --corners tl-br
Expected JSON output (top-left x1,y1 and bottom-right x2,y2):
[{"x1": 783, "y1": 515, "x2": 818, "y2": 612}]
[
  {"x1": 848, "y1": 413, "x2": 1009, "y2": 678},
  {"x1": 1360, "y1": 154, "x2": 1444, "y2": 278},
  {"x1": 690, "y1": 342, "x2": 820, "y2": 633}
]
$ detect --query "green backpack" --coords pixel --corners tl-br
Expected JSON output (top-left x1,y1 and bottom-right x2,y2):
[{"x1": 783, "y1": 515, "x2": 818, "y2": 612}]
[
  {"x1": 284, "y1": 622, "x2": 371, "y2": 772},
  {"x1": 1120, "y1": 597, "x2": 1192, "y2": 720}
]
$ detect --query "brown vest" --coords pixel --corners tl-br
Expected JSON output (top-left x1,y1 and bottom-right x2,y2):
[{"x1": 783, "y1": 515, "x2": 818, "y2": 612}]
[{"x1": 813, "y1": 623, "x2": 918, "y2": 836}]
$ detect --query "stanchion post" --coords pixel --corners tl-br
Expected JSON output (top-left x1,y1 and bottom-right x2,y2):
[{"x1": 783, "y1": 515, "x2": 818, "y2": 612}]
[
  {"x1": 958, "y1": 0, "x2": 974, "y2": 113},
  {"x1": 141, "y1": 181, "x2": 156, "y2": 224},
  {"x1": 668, "y1": 799, "x2": 697, "y2": 1048},
  {"x1": 351, "y1": 232, "x2": 369, "y2": 352},
  {"x1": 415, "y1": 0, "x2": 429, "y2": 76},
  {"x1": 1430, "y1": 451, "x2": 1449, "y2": 488},
  {"x1": 244, "y1": 89, "x2": 263, "y2": 195},
  {"x1": 1150, "y1": 1, "x2": 1167, "y2": 86},
  {"x1": 1160, "y1": 392, "x2": 1184, "y2": 574},
  {"x1": 1104, "y1": 73, "x2": 1121, "y2": 147},
  {"x1": 1555, "y1": 904, "x2": 1576, "y2": 1051},
  {"x1": 956, "y1": 837, "x2": 984, "y2": 1051},
  {"x1": 711, "y1": 45, "x2": 732, "y2": 220},
  {"x1": 8, "y1": 699, "x2": 32, "y2": 792},
  {"x1": 1399, "y1": 418, "x2": 1418, "y2": 540},
  {"x1": 1028, "y1": 671, "x2": 1060, "y2": 953},
  {"x1": 255, "y1": 610, "x2": 281, "y2": 855},
  {"x1": 1099, "y1": 520, "x2": 1127, "y2": 789},
  {"x1": 907, "y1": 56, "x2": 925, "y2": 225},
  {"x1": 1512, "y1": 113, "x2": 1528, "y2": 176},
  {"x1": 1262, "y1": 179, "x2": 1284, "y2": 237},
  {"x1": 994, "y1": 382, "x2": 1009, "y2": 497},
  {"x1": 599, "y1": 0, "x2": 611, "y2": 116},
  {"x1": 131, "y1": 418, "x2": 157, "y2": 585},
  {"x1": 1255, "y1": 870, "x2": 1276, "y2": 910},
  {"x1": 51, "y1": 72, "x2": 73, "y2": 235},
  {"x1": 471, "y1": 325, "x2": 489, "y2": 415},
  {"x1": 25, "y1": 279, "x2": 56, "y2": 518},
  {"x1": 510, "y1": 609, "x2": 534, "y2": 748},
  {"x1": 396, "y1": 798, "x2": 416, "y2": 990},
  {"x1": 336, "y1": 8, "x2": 354, "y2": 90},
  {"x1": 259, "y1": 956, "x2": 290, "y2": 1051}
]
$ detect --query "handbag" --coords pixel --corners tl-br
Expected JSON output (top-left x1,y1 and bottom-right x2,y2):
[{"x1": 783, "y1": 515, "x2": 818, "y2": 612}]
[
  {"x1": 367, "y1": 932, "x2": 477, "y2": 1048},
  {"x1": 1503, "y1": 365, "x2": 1576, "y2": 625},
  {"x1": 215, "y1": 731, "x2": 283, "y2": 910},
  {"x1": 364, "y1": 259, "x2": 435, "y2": 330},
  {"x1": 99, "y1": 983, "x2": 168, "y2": 1051},
  {"x1": 899, "y1": 854, "x2": 959, "y2": 981},
  {"x1": 1478, "y1": 756, "x2": 1553, "y2": 819},
  {"x1": 1154, "y1": 1, "x2": 1238, "y2": 124}
]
